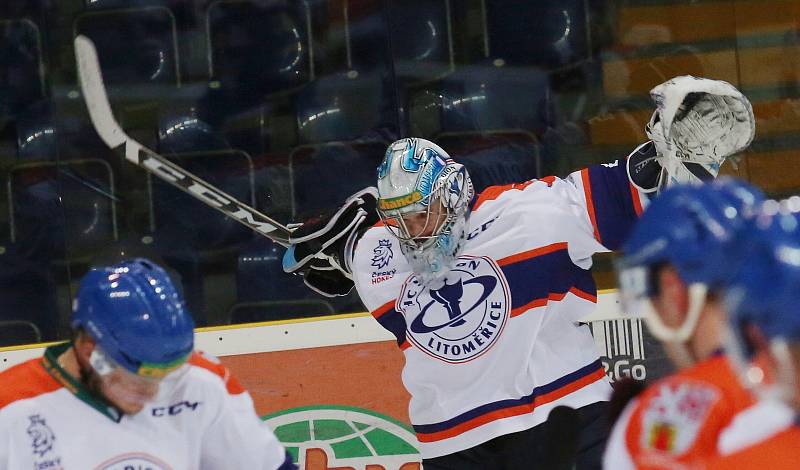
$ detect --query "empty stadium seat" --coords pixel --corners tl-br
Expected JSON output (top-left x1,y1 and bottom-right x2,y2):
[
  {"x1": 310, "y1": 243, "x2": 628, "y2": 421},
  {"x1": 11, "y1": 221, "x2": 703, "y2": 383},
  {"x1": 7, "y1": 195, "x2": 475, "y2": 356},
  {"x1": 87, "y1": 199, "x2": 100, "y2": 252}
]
[
  {"x1": 295, "y1": 71, "x2": 392, "y2": 144},
  {"x1": 236, "y1": 237, "x2": 307, "y2": 303},
  {"x1": 149, "y1": 149, "x2": 254, "y2": 253},
  {"x1": 387, "y1": 0, "x2": 453, "y2": 83},
  {"x1": 288, "y1": 66, "x2": 395, "y2": 217},
  {"x1": 8, "y1": 159, "x2": 118, "y2": 261},
  {"x1": 234, "y1": 236, "x2": 363, "y2": 322},
  {"x1": 207, "y1": 0, "x2": 312, "y2": 98},
  {"x1": 290, "y1": 140, "x2": 386, "y2": 218},
  {"x1": 0, "y1": 19, "x2": 45, "y2": 126},
  {"x1": 439, "y1": 65, "x2": 553, "y2": 137},
  {"x1": 3, "y1": 159, "x2": 117, "y2": 342},
  {"x1": 74, "y1": 7, "x2": 179, "y2": 95},
  {"x1": 158, "y1": 112, "x2": 230, "y2": 154},
  {"x1": 406, "y1": 65, "x2": 550, "y2": 189},
  {"x1": 16, "y1": 99, "x2": 57, "y2": 162},
  {"x1": 334, "y1": 0, "x2": 389, "y2": 73},
  {"x1": 484, "y1": 0, "x2": 589, "y2": 70},
  {"x1": 0, "y1": 320, "x2": 40, "y2": 346}
]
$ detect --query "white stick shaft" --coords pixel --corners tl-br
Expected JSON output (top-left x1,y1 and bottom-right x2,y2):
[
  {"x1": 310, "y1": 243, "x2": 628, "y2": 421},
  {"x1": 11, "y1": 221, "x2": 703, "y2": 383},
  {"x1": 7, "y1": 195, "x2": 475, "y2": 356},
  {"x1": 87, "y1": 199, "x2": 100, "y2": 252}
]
[{"x1": 74, "y1": 35, "x2": 292, "y2": 246}]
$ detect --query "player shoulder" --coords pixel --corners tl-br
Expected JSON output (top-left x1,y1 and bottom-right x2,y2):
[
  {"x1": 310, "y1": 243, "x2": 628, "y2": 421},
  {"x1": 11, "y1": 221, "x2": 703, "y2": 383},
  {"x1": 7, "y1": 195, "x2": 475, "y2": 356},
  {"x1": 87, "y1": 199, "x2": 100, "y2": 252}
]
[
  {"x1": 710, "y1": 425, "x2": 800, "y2": 469},
  {"x1": 352, "y1": 225, "x2": 407, "y2": 288},
  {"x1": 472, "y1": 176, "x2": 567, "y2": 212},
  {"x1": 0, "y1": 358, "x2": 63, "y2": 412},
  {"x1": 354, "y1": 224, "x2": 397, "y2": 260},
  {"x1": 717, "y1": 399, "x2": 796, "y2": 456},
  {"x1": 185, "y1": 351, "x2": 246, "y2": 396}
]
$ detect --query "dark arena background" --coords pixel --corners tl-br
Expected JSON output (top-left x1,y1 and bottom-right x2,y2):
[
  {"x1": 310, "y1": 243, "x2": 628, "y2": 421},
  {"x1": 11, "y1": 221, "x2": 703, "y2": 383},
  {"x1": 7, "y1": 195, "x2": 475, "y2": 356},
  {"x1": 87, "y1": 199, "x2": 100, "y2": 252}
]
[{"x1": 0, "y1": 0, "x2": 797, "y2": 467}]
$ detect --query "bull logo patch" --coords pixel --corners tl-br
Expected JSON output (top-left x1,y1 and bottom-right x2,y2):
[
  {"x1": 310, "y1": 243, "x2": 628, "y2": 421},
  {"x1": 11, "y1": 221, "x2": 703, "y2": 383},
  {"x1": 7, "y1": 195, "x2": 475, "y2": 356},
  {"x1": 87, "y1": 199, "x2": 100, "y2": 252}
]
[{"x1": 398, "y1": 255, "x2": 510, "y2": 363}]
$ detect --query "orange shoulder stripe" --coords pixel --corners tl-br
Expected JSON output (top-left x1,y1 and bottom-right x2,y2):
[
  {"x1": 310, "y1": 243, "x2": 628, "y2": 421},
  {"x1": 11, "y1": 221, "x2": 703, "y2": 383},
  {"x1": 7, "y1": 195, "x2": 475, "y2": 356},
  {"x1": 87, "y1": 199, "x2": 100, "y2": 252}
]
[
  {"x1": 0, "y1": 358, "x2": 63, "y2": 410},
  {"x1": 189, "y1": 352, "x2": 245, "y2": 395},
  {"x1": 496, "y1": 242, "x2": 568, "y2": 267},
  {"x1": 371, "y1": 299, "x2": 396, "y2": 319},
  {"x1": 473, "y1": 180, "x2": 535, "y2": 211}
]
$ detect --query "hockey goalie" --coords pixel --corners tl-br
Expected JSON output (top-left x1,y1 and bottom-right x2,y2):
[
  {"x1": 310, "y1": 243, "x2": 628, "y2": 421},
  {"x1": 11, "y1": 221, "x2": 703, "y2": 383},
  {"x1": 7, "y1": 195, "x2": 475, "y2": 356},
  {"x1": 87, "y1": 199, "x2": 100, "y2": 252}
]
[{"x1": 282, "y1": 76, "x2": 755, "y2": 469}]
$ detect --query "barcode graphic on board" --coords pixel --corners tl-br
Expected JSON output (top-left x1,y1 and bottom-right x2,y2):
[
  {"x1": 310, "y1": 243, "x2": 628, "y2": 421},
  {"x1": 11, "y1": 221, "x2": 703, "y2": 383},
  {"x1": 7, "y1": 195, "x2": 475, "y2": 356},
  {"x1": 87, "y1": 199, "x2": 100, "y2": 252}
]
[{"x1": 589, "y1": 318, "x2": 648, "y2": 382}]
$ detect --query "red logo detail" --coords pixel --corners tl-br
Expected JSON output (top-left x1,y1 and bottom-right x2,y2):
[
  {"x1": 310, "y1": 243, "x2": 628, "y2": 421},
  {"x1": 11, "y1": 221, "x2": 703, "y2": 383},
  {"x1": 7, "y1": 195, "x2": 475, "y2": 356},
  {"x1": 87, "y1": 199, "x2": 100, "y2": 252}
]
[{"x1": 650, "y1": 423, "x2": 675, "y2": 452}]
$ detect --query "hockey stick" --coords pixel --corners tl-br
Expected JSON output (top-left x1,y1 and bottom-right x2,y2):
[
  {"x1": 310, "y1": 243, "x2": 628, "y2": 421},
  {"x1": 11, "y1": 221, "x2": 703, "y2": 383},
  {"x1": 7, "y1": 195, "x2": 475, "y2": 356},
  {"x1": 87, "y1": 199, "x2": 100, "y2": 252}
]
[{"x1": 73, "y1": 35, "x2": 293, "y2": 246}]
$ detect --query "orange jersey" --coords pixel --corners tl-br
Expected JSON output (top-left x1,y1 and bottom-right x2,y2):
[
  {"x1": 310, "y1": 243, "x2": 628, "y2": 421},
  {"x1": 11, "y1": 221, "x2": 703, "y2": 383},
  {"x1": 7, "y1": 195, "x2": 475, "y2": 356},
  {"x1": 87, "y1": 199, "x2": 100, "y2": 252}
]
[
  {"x1": 708, "y1": 425, "x2": 800, "y2": 469},
  {"x1": 604, "y1": 354, "x2": 755, "y2": 470}
]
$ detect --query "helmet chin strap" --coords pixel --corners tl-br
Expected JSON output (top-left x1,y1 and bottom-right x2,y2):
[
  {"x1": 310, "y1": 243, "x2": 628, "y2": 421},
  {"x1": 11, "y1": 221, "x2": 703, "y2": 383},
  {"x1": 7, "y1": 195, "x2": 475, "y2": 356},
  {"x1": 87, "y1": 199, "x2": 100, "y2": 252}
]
[
  {"x1": 767, "y1": 339, "x2": 798, "y2": 405},
  {"x1": 642, "y1": 283, "x2": 709, "y2": 364}
]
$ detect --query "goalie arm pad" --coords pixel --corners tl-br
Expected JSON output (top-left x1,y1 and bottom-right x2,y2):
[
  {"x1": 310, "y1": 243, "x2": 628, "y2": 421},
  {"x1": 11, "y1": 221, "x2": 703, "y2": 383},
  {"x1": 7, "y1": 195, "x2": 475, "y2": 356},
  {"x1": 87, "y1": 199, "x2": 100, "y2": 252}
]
[{"x1": 282, "y1": 187, "x2": 379, "y2": 297}]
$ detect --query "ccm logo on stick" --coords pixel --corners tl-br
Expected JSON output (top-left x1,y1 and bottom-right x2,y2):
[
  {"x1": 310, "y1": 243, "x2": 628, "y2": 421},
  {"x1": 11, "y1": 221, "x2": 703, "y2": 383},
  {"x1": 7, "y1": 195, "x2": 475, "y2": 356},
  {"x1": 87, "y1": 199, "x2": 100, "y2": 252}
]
[{"x1": 125, "y1": 145, "x2": 280, "y2": 237}]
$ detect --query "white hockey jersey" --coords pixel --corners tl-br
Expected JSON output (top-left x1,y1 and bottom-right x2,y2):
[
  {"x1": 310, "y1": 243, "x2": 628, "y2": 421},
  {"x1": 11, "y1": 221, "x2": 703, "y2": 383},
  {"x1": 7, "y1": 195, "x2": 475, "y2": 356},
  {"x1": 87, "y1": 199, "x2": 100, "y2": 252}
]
[
  {"x1": 0, "y1": 343, "x2": 293, "y2": 470},
  {"x1": 353, "y1": 160, "x2": 648, "y2": 458}
]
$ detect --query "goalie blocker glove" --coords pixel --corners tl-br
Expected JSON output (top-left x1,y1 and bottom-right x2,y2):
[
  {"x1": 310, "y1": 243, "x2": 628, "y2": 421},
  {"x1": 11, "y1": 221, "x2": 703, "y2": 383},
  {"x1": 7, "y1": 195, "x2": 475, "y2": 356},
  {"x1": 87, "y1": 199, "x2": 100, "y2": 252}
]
[{"x1": 283, "y1": 187, "x2": 379, "y2": 297}]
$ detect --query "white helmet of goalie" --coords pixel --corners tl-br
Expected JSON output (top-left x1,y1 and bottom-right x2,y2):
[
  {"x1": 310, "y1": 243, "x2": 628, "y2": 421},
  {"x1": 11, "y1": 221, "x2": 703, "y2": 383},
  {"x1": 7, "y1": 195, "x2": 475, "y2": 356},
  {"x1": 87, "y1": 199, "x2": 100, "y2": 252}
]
[
  {"x1": 640, "y1": 75, "x2": 755, "y2": 192},
  {"x1": 376, "y1": 138, "x2": 474, "y2": 284}
]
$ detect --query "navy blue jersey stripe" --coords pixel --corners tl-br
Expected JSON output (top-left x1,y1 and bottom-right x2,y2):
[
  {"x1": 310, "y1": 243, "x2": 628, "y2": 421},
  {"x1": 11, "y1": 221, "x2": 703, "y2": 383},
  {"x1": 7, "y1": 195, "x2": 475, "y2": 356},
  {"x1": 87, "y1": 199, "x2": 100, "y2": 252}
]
[
  {"x1": 372, "y1": 303, "x2": 407, "y2": 347},
  {"x1": 501, "y1": 248, "x2": 596, "y2": 313},
  {"x1": 585, "y1": 161, "x2": 641, "y2": 251}
]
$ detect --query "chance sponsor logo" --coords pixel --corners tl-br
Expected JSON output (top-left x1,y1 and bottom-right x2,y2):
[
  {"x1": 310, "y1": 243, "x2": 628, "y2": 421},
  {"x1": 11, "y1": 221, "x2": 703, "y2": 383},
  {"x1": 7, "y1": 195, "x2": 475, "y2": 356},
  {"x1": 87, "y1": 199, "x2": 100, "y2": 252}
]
[
  {"x1": 399, "y1": 255, "x2": 510, "y2": 363},
  {"x1": 263, "y1": 406, "x2": 421, "y2": 470},
  {"x1": 378, "y1": 192, "x2": 423, "y2": 211}
]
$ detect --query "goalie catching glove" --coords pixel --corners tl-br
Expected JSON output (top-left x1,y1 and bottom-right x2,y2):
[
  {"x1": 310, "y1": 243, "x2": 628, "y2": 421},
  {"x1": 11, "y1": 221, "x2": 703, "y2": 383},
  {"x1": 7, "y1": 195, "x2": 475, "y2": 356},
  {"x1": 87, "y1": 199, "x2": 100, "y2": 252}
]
[
  {"x1": 627, "y1": 75, "x2": 755, "y2": 193},
  {"x1": 282, "y1": 187, "x2": 379, "y2": 297}
]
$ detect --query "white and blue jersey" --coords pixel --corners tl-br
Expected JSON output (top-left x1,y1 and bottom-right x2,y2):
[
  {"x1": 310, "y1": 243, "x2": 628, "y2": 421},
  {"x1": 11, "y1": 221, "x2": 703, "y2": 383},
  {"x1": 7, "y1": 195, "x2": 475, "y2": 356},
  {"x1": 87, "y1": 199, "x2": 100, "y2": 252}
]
[{"x1": 352, "y1": 160, "x2": 647, "y2": 458}]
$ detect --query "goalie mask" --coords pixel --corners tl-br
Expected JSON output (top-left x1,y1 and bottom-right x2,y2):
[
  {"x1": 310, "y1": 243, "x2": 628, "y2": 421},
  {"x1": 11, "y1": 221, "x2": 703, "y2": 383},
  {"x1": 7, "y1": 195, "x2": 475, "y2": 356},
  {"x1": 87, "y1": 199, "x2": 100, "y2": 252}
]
[
  {"x1": 636, "y1": 75, "x2": 755, "y2": 193},
  {"x1": 377, "y1": 138, "x2": 474, "y2": 284}
]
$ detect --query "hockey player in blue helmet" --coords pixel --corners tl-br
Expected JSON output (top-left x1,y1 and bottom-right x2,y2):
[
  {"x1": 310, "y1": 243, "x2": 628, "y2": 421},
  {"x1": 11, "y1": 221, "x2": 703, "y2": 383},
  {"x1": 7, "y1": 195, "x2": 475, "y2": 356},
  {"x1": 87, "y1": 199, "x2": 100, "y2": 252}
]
[
  {"x1": 703, "y1": 202, "x2": 800, "y2": 468},
  {"x1": 0, "y1": 258, "x2": 296, "y2": 469},
  {"x1": 284, "y1": 77, "x2": 755, "y2": 467},
  {"x1": 68, "y1": 258, "x2": 195, "y2": 415},
  {"x1": 605, "y1": 179, "x2": 764, "y2": 469},
  {"x1": 616, "y1": 178, "x2": 765, "y2": 364}
]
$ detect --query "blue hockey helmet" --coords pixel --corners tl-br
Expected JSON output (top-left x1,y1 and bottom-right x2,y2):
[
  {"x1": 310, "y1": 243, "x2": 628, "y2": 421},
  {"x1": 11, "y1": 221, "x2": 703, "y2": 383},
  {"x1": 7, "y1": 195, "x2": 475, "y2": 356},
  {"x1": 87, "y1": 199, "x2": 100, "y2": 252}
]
[
  {"x1": 725, "y1": 203, "x2": 800, "y2": 343},
  {"x1": 721, "y1": 202, "x2": 800, "y2": 394},
  {"x1": 71, "y1": 258, "x2": 195, "y2": 378},
  {"x1": 616, "y1": 178, "x2": 765, "y2": 342}
]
